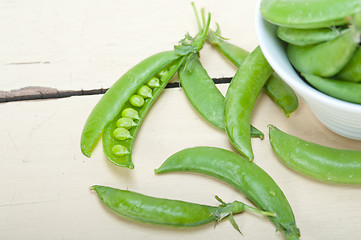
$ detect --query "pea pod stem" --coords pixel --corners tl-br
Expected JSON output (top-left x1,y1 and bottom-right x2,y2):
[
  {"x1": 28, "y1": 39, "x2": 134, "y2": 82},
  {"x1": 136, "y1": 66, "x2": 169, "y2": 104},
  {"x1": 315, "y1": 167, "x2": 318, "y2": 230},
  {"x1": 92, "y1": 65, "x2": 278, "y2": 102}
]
[
  {"x1": 269, "y1": 125, "x2": 361, "y2": 184},
  {"x1": 155, "y1": 146, "x2": 300, "y2": 239},
  {"x1": 91, "y1": 185, "x2": 275, "y2": 232}
]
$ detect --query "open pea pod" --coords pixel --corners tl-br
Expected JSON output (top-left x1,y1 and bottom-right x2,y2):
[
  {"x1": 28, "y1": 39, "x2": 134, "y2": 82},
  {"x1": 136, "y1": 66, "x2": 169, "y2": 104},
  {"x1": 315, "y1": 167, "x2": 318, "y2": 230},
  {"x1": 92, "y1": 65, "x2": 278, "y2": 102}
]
[
  {"x1": 260, "y1": 0, "x2": 361, "y2": 29},
  {"x1": 80, "y1": 51, "x2": 179, "y2": 158},
  {"x1": 102, "y1": 57, "x2": 184, "y2": 168}
]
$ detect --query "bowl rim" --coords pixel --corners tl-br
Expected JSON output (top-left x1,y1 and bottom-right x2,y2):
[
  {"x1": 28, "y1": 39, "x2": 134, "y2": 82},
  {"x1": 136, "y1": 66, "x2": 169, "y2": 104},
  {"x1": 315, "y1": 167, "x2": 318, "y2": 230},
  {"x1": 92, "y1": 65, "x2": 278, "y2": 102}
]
[{"x1": 254, "y1": 0, "x2": 361, "y2": 113}]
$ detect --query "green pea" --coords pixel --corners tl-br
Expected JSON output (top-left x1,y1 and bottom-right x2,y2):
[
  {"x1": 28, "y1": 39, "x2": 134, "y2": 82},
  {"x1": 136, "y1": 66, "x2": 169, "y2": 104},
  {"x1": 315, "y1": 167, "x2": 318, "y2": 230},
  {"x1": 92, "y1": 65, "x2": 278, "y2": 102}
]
[
  {"x1": 146, "y1": 77, "x2": 160, "y2": 88},
  {"x1": 121, "y1": 108, "x2": 139, "y2": 120},
  {"x1": 111, "y1": 145, "x2": 129, "y2": 156},
  {"x1": 129, "y1": 95, "x2": 145, "y2": 107},
  {"x1": 112, "y1": 127, "x2": 132, "y2": 140},
  {"x1": 137, "y1": 85, "x2": 153, "y2": 98},
  {"x1": 158, "y1": 68, "x2": 168, "y2": 78},
  {"x1": 116, "y1": 117, "x2": 136, "y2": 129}
]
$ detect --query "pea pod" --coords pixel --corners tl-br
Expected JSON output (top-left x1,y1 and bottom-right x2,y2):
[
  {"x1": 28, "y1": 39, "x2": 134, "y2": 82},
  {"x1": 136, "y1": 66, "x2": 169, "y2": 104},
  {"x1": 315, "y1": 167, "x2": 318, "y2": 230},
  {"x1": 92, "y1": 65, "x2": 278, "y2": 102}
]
[
  {"x1": 260, "y1": 0, "x2": 360, "y2": 29},
  {"x1": 102, "y1": 58, "x2": 184, "y2": 168},
  {"x1": 178, "y1": 54, "x2": 264, "y2": 139},
  {"x1": 287, "y1": 29, "x2": 359, "y2": 77},
  {"x1": 91, "y1": 185, "x2": 275, "y2": 232},
  {"x1": 269, "y1": 125, "x2": 361, "y2": 184},
  {"x1": 301, "y1": 72, "x2": 361, "y2": 104},
  {"x1": 276, "y1": 26, "x2": 347, "y2": 46},
  {"x1": 81, "y1": 11, "x2": 212, "y2": 168},
  {"x1": 225, "y1": 46, "x2": 273, "y2": 161},
  {"x1": 155, "y1": 146, "x2": 300, "y2": 240},
  {"x1": 81, "y1": 51, "x2": 180, "y2": 157},
  {"x1": 207, "y1": 28, "x2": 298, "y2": 117},
  {"x1": 336, "y1": 47, "x2": 361, "y2": 82}
]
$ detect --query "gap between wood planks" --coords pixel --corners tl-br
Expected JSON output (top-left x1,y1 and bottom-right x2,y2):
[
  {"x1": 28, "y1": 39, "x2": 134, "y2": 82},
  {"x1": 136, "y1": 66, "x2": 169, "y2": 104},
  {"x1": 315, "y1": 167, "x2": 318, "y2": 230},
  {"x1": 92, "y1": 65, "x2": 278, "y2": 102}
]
[{"x1": 0, "y1": 78, "x2": 232, "y2": 103}]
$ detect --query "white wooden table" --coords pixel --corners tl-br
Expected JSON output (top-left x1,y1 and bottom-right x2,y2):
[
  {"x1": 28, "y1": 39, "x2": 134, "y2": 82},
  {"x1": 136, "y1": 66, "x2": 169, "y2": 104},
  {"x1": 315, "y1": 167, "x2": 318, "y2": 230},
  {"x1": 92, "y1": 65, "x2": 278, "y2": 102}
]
[{"x1": 1, "y1": 1, "x2": 361, "y2": 239}]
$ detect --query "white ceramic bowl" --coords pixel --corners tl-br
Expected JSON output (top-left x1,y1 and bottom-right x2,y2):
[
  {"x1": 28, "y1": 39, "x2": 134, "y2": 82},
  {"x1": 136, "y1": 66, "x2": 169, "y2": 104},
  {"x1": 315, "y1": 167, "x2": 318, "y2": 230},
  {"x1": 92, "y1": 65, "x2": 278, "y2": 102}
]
[{"x1": 255, "y1": 0, "x2": 361, "y2": 140}]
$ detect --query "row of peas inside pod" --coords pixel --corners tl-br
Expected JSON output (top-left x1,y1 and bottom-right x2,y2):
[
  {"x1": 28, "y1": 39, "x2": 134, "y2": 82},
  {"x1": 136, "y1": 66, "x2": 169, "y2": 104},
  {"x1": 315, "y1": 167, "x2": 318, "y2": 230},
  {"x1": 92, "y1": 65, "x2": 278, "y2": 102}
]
[{"x1": 260, "y1": 0, "x2": 361, "y2": 104}]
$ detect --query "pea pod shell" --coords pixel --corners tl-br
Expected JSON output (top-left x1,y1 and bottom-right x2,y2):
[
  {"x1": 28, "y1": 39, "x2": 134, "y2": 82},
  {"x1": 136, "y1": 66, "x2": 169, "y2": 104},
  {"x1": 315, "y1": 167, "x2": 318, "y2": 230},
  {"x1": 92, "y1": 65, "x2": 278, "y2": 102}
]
[
  {"x1": 336, "y1": 47, "x2": 361, "y2": 82},
  {"x1": 276, "y1": 26, "x2": 346, "y2": 46},
  {"x1": 287, "y1": 30, "x2": 359, "y2": 77},
  {"x1": 80, "y1": 51, "x2": 179, "y2": 157},
  {"x1": 225, "y1": 46, "x2": 273, "y2": 160},
  {"x1": 102, "y1": 57, "x2": 185, "y2": 168},
  {"x1": 260, "y1": 0, "x2": 361, "y2": 29},
  {"x1": 301, "y1": 73, "x2": 361, "y2": 104},
  {"x1": 269, "y1": 125, "x2": 361, "y2": 184},
  {"x1": 155, "y1": 146, "x2": 300, "y2": 240},
  {"x1": 91, "y1": 185, "x2": 218, "y2": 227}
]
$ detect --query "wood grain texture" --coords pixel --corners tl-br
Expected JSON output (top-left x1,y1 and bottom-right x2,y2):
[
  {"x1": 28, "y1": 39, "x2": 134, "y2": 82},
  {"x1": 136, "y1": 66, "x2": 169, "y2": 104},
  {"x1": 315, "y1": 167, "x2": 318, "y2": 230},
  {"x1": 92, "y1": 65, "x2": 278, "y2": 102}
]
[{"x1": 0, "y1": 0, "x2": 257, "y2": 91}]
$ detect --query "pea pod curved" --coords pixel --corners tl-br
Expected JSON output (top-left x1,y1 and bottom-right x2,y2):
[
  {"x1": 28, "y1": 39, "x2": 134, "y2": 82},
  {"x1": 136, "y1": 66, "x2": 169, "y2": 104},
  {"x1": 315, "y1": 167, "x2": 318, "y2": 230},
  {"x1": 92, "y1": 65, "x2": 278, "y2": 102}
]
[
  {"x1": 276, "y1": 26, "x2": 346, "y2": 46},
  {"x1": 178, "y1": 53, "x2": 264, "y2": 139},
  {"x1": 207, "y1": 29, "x2": 298, "y2": 117},
  {"x1": 155, "y1": 146, "x2": 300, "y2": 240},
  {"x1": 302, "y1": 72, "x2": 361, "y2": 104},
  {"x1": 269, "y1": 125, "x2": 361, "y2": 184},
  {"x1": 225, "y1": 46, "x2": 273, "y2": 160},
  {"x1": 80, "y1": 51, "x2": 179, "y2": 157},
  {"x1": 336, "y1": 47, "x2": 361, "y2": 82},
  {"x1": 102, "y1": 57, "x2": 184, "y2": 168},
  {"x1": 287, "y1": 29, "x2": 359, "y2": 77},
  {"x1": 91, "y1": 185, "x2": 275, "y2": 231},
  {"x1": 260, "y1": 0, "x2": 361, "y2": 29}
]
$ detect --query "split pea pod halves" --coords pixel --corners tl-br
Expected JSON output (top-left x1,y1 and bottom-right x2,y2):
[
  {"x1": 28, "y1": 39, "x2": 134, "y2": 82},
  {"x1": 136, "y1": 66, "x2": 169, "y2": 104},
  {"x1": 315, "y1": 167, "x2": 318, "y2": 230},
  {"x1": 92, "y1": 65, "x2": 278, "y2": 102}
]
[
  {"x1": 269, "y1": 125, "x2": 361, "y2": 184},
  {"x1": 207, "y1": 28, "x2": 298, "y2": 117},
  {"x1": 225, "y1": 46, "x2": 273, "y2": 160},
  {"x1": 155, "y1": 146, "x2": 300, "y2": 240},
  {"x1": 91, "y1": 185, "x2": 275, "y2": 232}
]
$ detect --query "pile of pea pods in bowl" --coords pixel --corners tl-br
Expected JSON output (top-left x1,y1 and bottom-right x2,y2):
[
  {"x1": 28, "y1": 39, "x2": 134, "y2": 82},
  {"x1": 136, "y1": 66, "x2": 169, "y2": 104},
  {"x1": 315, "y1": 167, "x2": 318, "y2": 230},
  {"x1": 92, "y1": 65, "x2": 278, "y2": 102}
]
[{"x1": 255, "y1": 0, "x2": 361, "y2": 140}]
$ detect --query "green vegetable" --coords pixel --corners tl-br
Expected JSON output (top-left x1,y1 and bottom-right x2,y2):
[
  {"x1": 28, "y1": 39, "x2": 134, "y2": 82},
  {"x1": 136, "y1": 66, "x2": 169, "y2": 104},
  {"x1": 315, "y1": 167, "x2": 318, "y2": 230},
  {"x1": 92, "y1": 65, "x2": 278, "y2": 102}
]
[
  {"x1": 207, "y1": 27, "x2": 298, "y2": 117},
  {"x1": 91, "y1": 185, "x2": 275, "y2": 231},
  {"x1": 155, "y1": 146, "x2": 300, "y2": 240},
  {"x1": 260, "y1": 0, "x2": 361, "y2": 29},
  {"x1": 224, "y1": 46, "x2": 273, "y2": 161},
  {"x1": 269, "y1": 125, "x2": 361, "y2": 184}
]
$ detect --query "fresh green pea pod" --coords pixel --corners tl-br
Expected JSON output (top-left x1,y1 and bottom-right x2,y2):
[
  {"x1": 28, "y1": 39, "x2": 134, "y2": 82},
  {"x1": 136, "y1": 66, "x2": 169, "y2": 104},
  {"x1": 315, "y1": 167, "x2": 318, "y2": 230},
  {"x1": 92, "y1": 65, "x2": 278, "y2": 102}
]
[
  {"x1": 269, "y1": 125, "x2": 361, "y2": 184},
  {"x1": 276, "y1": 26, "x2": 347, "y2": 46},
  {"x1": 302, "y1": 72, "x2": 361, "y2": 104},
  {"x1": 81, "y1": 51, "x2": 179, "y2": 157},
  {"x1": 178, "y1": 54, "x2": 264, "y2": 139},
  {"x1": 225, "y1": 46, "x2": 273, "y2": 161},
  {"x1": 102, "y1": 57, "x2": 184, "y2": 168},
  {"x1": 260, "y1": 0, "x2": 360, "y2": 29},
  {"x1": 155, "y1": 146, "x2": 300, "y2": 240},
  {"x1": 336, "y1": 47, "x2": 361, "y2": 82},
  {"x1": 91, "y1": 185, "x2": 275, "y2": 232},
  {"x1": 208, "y1": 29, "x2": 298, "y2": 117},
  {"x1": 100, "y1": 12, "x2": 212, "y2": 168},
  {"x1": 287, "y1": 29, "x2": 359, "y2": 77}
]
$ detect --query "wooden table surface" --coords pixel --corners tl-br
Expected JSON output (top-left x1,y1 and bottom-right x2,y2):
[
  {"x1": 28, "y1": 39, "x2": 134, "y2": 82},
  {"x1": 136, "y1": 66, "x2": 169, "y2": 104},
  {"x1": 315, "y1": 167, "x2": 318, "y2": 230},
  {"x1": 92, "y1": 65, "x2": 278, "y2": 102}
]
[{"x1": 1, "y1": 1, "x2": 361, "y2": 239}]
